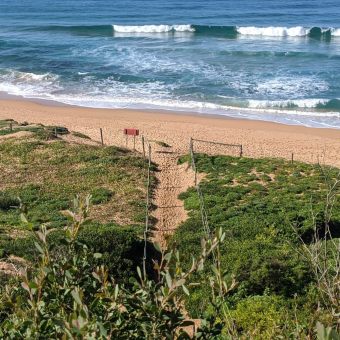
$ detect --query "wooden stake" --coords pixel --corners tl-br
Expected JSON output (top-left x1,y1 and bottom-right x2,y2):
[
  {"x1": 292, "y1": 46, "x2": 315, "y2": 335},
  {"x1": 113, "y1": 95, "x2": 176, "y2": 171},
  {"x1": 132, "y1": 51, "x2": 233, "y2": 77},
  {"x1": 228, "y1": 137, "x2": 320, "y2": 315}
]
[
  {"x1": 100, "y1": 128, "x2": 104, "y2": 146},
  {"x1": 133, "y1": 135, "x2": 136, "y2": 151},
  {"x1": 240, "y1": 145, "x2": 243, "y2": 157},
  {"x1": 291, "y1": 153, "x2": 294, "y2": 164},
  {"x1": 142, "y1": 136, "x2": 145, "y2": 158},
  {"x1": 189, "y1": 137, "x2": 193, "y2": 156}
]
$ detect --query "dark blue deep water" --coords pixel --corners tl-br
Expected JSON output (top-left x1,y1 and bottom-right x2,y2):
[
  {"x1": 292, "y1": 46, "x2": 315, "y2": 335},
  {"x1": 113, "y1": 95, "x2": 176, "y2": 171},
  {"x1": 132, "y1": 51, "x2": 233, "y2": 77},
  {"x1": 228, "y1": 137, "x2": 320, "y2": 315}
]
[{"x1": 0, "y1": 0, "x2": 340, "y2": 127}]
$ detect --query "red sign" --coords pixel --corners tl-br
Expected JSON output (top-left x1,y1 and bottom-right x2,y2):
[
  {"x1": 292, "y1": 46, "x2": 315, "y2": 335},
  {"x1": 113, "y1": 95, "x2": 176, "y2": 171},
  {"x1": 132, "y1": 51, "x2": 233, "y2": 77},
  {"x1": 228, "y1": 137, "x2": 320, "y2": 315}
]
[{"x1": 124, "y1": 128, "x2": 139, "y2": 136}]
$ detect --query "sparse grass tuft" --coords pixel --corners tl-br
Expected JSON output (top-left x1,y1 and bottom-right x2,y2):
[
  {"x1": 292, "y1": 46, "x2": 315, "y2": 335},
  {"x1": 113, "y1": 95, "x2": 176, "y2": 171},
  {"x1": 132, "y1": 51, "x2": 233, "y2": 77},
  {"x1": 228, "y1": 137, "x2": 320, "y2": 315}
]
[
  {"x1": 72, "y1": 131, "x2": 91, "y2": 139},
  {"x1": 91, "y1": 187, "x2": 114, "y2": 204}
]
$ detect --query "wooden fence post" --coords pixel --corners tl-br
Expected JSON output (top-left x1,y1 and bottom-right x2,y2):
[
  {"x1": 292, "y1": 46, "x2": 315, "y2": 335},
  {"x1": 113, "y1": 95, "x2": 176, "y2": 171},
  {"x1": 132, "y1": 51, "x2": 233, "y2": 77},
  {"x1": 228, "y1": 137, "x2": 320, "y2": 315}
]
[
  {"x1": 100, "y1": 128, "x2": 104, "y2": 146},
  {"x1": 9, "y1": 123, "x2": 13, "y2": 132},
  {"x1": 189, "y1": 137, "x2": 193, "y2": 156},
  {"x1": 240, "y1": 145, "x2": 243, "y2": 157},
  {"x1": 291, "y1": 153, "x2": 294, "y2": 164},
  {"x1": 142, "y1": 136, "x2": 146, "y2": 158}
]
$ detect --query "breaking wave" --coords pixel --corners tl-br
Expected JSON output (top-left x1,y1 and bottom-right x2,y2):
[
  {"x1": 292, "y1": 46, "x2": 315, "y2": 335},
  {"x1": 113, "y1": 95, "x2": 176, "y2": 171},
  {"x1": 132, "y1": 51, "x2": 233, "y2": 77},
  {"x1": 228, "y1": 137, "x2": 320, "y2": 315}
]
[
  {"x1": 112, "y1": 24, "x2": 194, "y2": 33},
  {"x1": 26, "y1": 24, "x2": 340, "y2": 39}
]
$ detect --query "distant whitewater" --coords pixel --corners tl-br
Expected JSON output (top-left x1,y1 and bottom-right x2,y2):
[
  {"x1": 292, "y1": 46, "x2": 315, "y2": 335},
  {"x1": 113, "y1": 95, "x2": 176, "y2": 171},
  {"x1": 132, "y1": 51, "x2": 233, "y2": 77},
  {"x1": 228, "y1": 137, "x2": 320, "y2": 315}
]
[
  {"x1": 1, "y1": 0, "x2": 340, "y2": 128},
  {"x1": 111, "y1": 24, "x2": 340, "y2": 38},
  {"x1": 113, "y1": 24, "x2": 195, "y2": 33}
]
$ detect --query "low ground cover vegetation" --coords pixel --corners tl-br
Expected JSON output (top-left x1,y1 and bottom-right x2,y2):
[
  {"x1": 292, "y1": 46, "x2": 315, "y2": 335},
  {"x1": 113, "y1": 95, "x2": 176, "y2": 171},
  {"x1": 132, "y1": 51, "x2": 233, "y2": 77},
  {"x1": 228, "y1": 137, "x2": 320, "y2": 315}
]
[
  {"x1": 0, "y1": 120, "x2": 153, "y2": 281},
  {"x1": 173, "y1": 154, "x2": 340, "y2": 337},
  {"x1": 0, "y1": 120, "x2": 338, "y2": 338}
]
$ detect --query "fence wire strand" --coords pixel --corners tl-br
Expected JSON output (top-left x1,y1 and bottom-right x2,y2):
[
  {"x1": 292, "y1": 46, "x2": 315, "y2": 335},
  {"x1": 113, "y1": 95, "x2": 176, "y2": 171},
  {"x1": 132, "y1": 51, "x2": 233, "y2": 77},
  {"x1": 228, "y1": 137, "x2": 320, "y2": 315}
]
[
  {"x1": 190, "y1": 138, "x2": 211, "y2": 238},
  {"x1": 142, "y1": 141, "x2": 152, "y2": 277}
]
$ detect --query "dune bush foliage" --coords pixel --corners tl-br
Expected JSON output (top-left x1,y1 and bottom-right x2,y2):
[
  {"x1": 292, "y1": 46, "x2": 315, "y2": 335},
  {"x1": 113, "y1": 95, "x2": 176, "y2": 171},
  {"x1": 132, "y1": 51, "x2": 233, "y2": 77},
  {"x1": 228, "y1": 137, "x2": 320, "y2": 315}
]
[
  {"x1": 0, "y1": 123, "x2": 339, "y2": 338},
  {"x1": 174, "y1": 154, "x2": 340, "y2": 337},
  {"x1": 0, "y1": 196, "x2": 230, "y2": 338}
]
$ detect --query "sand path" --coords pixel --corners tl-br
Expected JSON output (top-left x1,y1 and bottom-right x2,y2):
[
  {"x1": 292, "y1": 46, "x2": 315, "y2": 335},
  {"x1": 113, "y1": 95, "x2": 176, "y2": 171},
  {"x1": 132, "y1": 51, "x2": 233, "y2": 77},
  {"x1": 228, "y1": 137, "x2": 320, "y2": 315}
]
[{"x1": 150, "y1": 142, "x2": 195, "y2": 247}]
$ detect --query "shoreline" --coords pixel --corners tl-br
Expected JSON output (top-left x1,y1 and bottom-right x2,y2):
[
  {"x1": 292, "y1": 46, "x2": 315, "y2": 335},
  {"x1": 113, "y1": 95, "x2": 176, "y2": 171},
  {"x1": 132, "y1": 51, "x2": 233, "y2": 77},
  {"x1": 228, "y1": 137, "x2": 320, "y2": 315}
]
[
  {"x1": 1, "y1": 92, "x2": 339, "y2": 130},
  {"x1": 1, "y1": 98, "x2": 340, "y2": 167}
]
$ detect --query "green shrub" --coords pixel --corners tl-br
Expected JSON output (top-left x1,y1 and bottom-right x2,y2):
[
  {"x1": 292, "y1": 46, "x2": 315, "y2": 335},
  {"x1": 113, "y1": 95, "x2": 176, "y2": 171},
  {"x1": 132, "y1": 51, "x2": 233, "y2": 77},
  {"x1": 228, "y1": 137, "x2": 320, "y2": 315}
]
[
  {"x1": 33, "y1": 128, "x2": 58, "y2": 141},
  {"x1": 174, "y1": 153, "x2": 340, "y2": 325},
  {"x1": 72, "y1": 131, "x2": 91, "y2": 139},
  {"x1": 0, "y1": 192, "x2": 19, "y2": 211},
  {"x1": 0, "y1": 198, "x2": 222, "y2": 338},
  {"x1": 231, "y1": 295, "x2": 287, "y2": 338},
  {"x1": 78, "y1": 223, "x2": 145, "y2": 281},
  {"x1": 47, "y1": 126, "x2": 69, "y2": 135},
  {"x1": 0, "y1": 236, "x2": 37, "y2": 261},
  {"x1": 90, "y1": 187, "x2": 114, "y2": 204}
]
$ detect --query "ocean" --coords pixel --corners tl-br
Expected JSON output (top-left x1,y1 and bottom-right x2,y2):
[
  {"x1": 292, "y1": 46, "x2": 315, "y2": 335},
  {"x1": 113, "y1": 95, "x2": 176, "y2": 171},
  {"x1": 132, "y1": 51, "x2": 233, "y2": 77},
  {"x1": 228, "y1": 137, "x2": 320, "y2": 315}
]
[{"x1": 0, "y1": 0, "x2": 339, "y2": 128}]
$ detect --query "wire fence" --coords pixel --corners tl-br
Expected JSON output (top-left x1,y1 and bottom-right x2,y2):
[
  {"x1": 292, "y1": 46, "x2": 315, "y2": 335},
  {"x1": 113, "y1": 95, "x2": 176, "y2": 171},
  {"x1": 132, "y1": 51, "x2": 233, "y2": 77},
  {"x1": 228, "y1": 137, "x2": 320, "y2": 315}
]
[
  {"x1": 142, "y1": 140, "x2": 153, "y2": 277},
  {"x1": 190, "y1": 138, "x2": 212, "y2": 238},
  {"x1": 191, "y1": 138, "x2": 243, "y2": 158},
  {"x1": 189, "y1": 137, "x2": 334, "y2": 168}
]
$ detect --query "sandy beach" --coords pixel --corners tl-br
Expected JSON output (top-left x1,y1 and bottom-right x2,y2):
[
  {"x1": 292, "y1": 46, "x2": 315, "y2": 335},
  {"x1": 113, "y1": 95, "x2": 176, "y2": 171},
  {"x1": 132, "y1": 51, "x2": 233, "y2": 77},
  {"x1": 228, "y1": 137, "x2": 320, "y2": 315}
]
[{"x1": 0, "y1": 98, "x2": 340, "y2": 167}]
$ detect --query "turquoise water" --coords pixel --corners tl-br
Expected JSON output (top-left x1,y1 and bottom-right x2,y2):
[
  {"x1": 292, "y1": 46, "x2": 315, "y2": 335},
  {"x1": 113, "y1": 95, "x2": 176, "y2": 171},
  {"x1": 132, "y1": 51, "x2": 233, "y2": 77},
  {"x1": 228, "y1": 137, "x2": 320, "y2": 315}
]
[{"x1": 0, "y1": 0, "x2": 340, "y2": 127}]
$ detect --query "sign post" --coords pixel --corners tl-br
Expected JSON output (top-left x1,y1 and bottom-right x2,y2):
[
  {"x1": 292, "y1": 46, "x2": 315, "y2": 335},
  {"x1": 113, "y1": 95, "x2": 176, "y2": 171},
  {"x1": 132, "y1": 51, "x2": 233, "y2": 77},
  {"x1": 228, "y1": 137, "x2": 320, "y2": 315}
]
[{"x1": 124, "y1": 128, "x2": 139, "y2": 151}]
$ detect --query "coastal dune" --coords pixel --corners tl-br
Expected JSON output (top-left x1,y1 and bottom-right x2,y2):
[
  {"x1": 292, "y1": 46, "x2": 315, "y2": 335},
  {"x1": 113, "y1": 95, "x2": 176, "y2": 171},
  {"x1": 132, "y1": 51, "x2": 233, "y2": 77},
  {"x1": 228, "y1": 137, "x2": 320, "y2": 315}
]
[{"x1": 0, "y1": 98, "x2": 340, "y2": 167}]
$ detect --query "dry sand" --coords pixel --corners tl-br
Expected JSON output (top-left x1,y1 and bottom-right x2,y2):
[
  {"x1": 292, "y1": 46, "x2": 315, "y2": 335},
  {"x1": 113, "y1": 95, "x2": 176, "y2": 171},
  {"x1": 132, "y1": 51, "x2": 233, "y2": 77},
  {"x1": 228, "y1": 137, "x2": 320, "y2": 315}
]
[{"x1": 0, "y1": 98, "x2": 339, "y2": 166}]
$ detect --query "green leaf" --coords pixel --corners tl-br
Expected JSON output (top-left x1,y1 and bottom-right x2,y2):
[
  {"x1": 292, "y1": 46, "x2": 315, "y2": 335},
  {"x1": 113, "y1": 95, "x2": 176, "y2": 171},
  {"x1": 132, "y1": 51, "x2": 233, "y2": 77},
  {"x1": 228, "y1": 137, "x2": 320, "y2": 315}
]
[
  {"x1": 153, "y1": 242, "x2": 162, "y2": 252},
  {"x1": 136, "y1": 266, "x2": 142, "y2": 280},
  {"x1": 114, "y1": 284, "x2": 119, "y2": 299},
  {"x1": 175, "y1": 278, "x2": 186, "y2": 287},
  {"x1": 28, "y1": 282, "x2": 38, "y2": 289},
  {"x1": 71, "y1": 289, "x2": 82, "y2": 306},
  {"x1": 165, "y1": 271, "x2": 172, "y2": 289},
  {"x1": 98, "y1": 322, "x2": 107, "y2": 337},
  {"x1": 34, "y1": 242, "x2": 44, "y2": 254},
  {"x1": 182, "y1": 285, "x2": 190, "y2": 296},
  {"x1": 20, "y1": 213, "x2": 28, "y2": 223},
  {"x1": 92, "y1": 272, "x2": 100, "y2": 281},
  {"x1": 164, "y1": 252, "x2": 172, "y2": 262}
]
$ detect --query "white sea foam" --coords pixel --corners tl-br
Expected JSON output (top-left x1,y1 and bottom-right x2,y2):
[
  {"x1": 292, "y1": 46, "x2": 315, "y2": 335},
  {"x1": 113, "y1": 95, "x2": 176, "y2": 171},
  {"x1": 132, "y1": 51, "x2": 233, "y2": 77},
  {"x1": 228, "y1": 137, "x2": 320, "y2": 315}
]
[
  {"x1": 253, "y1": 76, "x2": 329, "y2": 97},
  {"x1": 237, "y1": 26, "x2": 340, "y2": 37},
  {"x1": 331, "y1": 28, "x2": 340, "y2": 36},
  {"x1": 0, "y1": 70, "x2": 60, "y2": 96},
  {"x1": 112, "y1": 24, "x2": 194, "y2": 33},
  {"x1": 111, "y1": 24, "x2": 340, "y2": 37},
  {"x1": 247, "y1": 99, "x2": 330, "y2": 109},
  {"x1": 237, "y1": 26, "x2": 310, "y2": 37},
  {"x1": 0, "y1": 69, "x2": 339, "y2": 128}
]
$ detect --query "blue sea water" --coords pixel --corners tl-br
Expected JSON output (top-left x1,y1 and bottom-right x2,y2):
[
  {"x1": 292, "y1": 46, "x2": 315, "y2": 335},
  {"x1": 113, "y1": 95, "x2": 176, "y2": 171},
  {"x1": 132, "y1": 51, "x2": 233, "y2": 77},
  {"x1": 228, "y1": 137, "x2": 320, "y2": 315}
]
[{"x1": 0, "y1": 0, "x2": 340, "y2": 127}]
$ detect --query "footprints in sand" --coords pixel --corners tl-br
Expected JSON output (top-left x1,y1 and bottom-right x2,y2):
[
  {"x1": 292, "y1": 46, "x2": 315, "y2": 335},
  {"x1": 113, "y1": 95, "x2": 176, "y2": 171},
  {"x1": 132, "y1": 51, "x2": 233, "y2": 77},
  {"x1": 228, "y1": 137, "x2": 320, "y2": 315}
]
[{"x1": 150, "y1": 144, "x2": 195, "y2": 248}]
